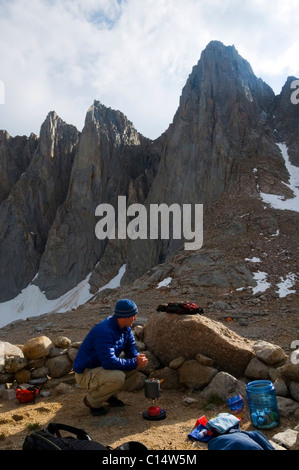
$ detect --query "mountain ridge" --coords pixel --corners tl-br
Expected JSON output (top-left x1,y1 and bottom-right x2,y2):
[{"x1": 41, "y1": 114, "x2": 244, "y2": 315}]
[{"x1": 0, "y1": 41, "x2": 298, "y2": 324}]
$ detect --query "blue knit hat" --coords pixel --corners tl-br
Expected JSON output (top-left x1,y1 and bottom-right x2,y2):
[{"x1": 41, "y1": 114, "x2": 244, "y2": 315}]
[{"x1": 114, "y1": 299, "x2": 138, "y2": 318}]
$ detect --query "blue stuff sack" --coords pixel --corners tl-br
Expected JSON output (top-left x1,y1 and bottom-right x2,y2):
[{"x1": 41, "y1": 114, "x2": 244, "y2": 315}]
[
  {"x1": 208, "y1": 430, "x2": 275, "y2": 450},
  {"x1": 206, "y1": 413, "x2": 241, "y2": 434},
  {"x1": 227, "y1": 395, "x2": 244, "y2": 417}
]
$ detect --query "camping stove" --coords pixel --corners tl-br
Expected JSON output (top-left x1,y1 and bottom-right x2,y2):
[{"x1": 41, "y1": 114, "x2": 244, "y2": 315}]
[{"x1": 143, "y1": 378, "x2": 166, "y2": 421}]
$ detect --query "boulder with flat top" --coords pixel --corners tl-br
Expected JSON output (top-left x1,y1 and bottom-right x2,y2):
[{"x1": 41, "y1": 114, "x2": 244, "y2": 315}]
[{"x1": 142, "y1": 311, "x2": 255, "y2": 377}]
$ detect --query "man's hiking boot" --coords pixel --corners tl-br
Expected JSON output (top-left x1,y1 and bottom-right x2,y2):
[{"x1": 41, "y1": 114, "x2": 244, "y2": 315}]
[
  {"x1": 83, "y1": 396, "x2": 109, "y2": 416},
  {"x1": 107, "y1": 395, "x2": 126, "y2": 407}
]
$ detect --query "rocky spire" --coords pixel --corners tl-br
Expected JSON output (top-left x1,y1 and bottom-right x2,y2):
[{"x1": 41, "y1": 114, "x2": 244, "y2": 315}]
[
  {"x1": 122, "y1": 41, "x2": 282, "y2": 271},
  {"x1": 33, "y1": 101, "x2": 159, "y2": 299},
  {"x1": 0, "y1": 113, "x2": 79, "y2": 302}
]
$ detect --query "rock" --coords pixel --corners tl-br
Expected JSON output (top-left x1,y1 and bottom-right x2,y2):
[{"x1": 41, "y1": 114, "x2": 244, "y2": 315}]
[
  {"x1": 149, "y1": 367, "x2": 181, "y2": 390},
  {"x1": 196, "y1": 353, "x2": 214, "y2": 366},
  {"x1": 178, "y1": 360, "x2": 217, "y2": 389},
  {"x1": 1, "y1": 389, "x2": 16, "y2": 401},
  {"x1": 55, "y1": 383, "x2": 73, "y2": 394},
  {"x1": 142, "y1": 351, "x2": 160, "y2": 375},
  {"x1": 289, "y1": 381, "x2": 299, "y2": 402},
  {"x1": 253, "y1": 340, "x2": 287, "y2": 365},
  {"x1": 279, "y1": 359, "x2": 299, "y2": 381},
  {"x1": 183, "y1": 396, "x2": 198, "y2": 405},
  {"x1": 134, "y1": 325, "x2": 144, "y2": 340},
  {"x1": 4, "y1": 356, "x2": 28, "y2": 374},
  {"x1": 143, "y1": 311, "x2": 255, "y2": 377},
  {"x1": 45, "y1": 355, "x2": 72, "y2": 378},
  {"x1": 27, "y1": 358, "x2": 46, "y2": 368},
  {"x1": 29, "y1": 377, "x2": 48, "y2": 385},
  {"x1": 269, "y1": 441, "x2": 287, "y2": 451},
  {"x1": 42, "y1": 374, "x2": 76, "y2": 389},
  {"x1": 2, "y1": 341, "x2": 24, "y2": 358},
  {"x1": 14, "y1": 369, "x2": 30, "y2": 384},
  {"x1": 39, "y1": 390, "x2": 51, "y2": 398},
  {"x1": 48, "y1": 347, "x2": 67, "y2": 357},
  {"x1": 54, "y1": 336, "x2": 71, "y2": 349},
  {"x1": 1, "y1": 341, "x2": 27, "y2": 373},
  {"x1": 70, "y1": 341, "x2": 82, "y2": 349},
  {"x1": 122, "y1": 371, "x2": 146, "y2": 392},
  {"x1": 269, "y1": 367, "x2": 282, "y2": 383},
  {"x1": 244, "y1": 357, "x2": 272, "y2": 379},
  {"x1": 293, "y1": 431, "x2": 299, "y2": 451},
  {"x1": 22, "y1": 336, "x2": 53, "y2": 360},
  {"x1": 169, "y1": 357, "x2": 185, "y2": 370},
  {"x1": 212, "y1": 301, "x2": 230, "y2": 311},
  {"x1": 271, "y1": 429, "x2": 298, "y2": 450},
  {"x1": 273, "y1": 378, "x2": 289, "y2": 397},
  {"x1": 135, "y1": 340, "x2": 146, "y2": 351},
  {"x1": 200, "y1": 371, "x2": 247, "y2": 402},
  {"x1": 0, "y1": 372, "x2": 14, "y2": 384},
  {"x1": 277, "y1": 396, "x2": 299, "y2": 417},
  {"x1": 67, "y1": 347, "x2": 78, "y2": 362},
  {"x1": 30, "y1": 366, "x2": 49, "y2": 379}
]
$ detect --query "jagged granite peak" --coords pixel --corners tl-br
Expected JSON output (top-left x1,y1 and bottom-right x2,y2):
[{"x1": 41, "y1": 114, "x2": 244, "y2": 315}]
[
  {"x1": 85, "y1": 100, "x2": 143, "y2": 145},
  {"x1": 121, "y1": 41, "x2": 291, "y2": 276},
  {"x1": 177, "y1": 41, "x2": 273, "y2": 121},
  {"x1": 146, "y1": 41, "x2": 279, "y2": 208},
  {"x1": 0, "y1": 130, "x2": 38, "y2": 204},
  {"x1": 33, "y1": 101, "x2": 160, "y2": 299},
  {"x1": 0, "y1": 113, "x2": 79, "y2": 302}
]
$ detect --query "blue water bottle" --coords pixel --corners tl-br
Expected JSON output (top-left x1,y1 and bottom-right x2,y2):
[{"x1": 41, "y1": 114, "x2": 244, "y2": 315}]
[{"x1": 246, "y1": 380, "x2": 279, "y2": 429}]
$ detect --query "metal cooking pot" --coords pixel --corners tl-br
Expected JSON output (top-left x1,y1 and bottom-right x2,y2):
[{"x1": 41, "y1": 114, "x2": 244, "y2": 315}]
[{"x1": 144, "y1": 379, "x2": 160, "y2": 400}]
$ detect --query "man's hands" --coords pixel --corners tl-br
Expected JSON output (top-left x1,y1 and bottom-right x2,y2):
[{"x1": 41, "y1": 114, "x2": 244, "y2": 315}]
[{"x1": 136, "y1": 353, "x2": 148, "y2": 369}]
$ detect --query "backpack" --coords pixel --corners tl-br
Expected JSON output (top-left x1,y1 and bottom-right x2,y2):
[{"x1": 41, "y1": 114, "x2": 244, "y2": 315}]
[
  {"x1": 157, "y1": 301, "x2": 203, "y2": 315},
  {"x1": 22, "y1": 422, "x2": 148, "y2": 451}
]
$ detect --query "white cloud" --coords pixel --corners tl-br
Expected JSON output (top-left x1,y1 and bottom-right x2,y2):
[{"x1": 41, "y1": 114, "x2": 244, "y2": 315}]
[{"x1": 0, "y1": 0, "x2": 298, "y2": 140}]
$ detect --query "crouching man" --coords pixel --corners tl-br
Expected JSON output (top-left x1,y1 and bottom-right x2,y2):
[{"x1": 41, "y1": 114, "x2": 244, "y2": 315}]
[{"x1": 73, "y1": 299, "x2": 148, "y2": 416}]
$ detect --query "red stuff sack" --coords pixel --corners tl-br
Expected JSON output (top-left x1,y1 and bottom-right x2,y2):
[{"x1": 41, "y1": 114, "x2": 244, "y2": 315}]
[{"x1": 16, "y1": 386, "x2": 39, "y2": 404}]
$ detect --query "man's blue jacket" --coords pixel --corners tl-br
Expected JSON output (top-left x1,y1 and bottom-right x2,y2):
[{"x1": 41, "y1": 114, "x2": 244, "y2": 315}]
[{"x1": 73, "y1": 316, "x2": 139, "y2": 373}]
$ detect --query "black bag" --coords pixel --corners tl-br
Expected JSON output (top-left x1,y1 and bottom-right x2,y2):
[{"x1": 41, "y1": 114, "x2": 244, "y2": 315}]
[
  {"x1": 23, "y1": 423, "x2": 148, "y2": 451},
  {"x1": 157, "y1": 301, "x2": 203, "y2": 315}
]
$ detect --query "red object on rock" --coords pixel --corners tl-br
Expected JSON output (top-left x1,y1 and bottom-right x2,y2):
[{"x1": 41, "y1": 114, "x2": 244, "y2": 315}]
[{"x1": 148, "y1": 406, "x2": 161, "y2": 417}]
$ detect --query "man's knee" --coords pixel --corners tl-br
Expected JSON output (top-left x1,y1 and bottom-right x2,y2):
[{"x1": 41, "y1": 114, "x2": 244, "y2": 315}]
[{"x1": 111, "y1": 370, "x2": 126, "y2": 388}]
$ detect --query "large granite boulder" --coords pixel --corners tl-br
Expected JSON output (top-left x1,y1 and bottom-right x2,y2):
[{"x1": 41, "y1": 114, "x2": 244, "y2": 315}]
[
  {"x1": 0, "y1": 340, "x2": 27, "y2": 373},
  {"x1": 142, "y1": 311, "x2": 255, "y2": 377}
]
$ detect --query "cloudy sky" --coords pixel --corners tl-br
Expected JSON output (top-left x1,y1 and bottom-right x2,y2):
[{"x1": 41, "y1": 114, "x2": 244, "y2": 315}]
[{"x1": 0, "y1": 0, "x2": 298, "y2": 140}]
